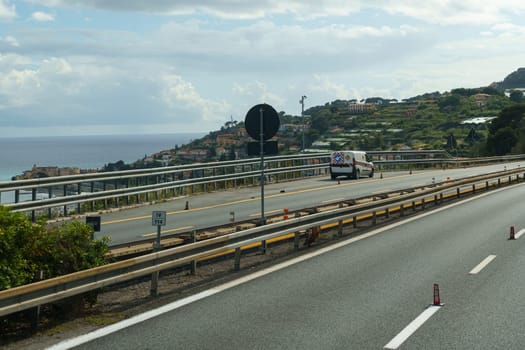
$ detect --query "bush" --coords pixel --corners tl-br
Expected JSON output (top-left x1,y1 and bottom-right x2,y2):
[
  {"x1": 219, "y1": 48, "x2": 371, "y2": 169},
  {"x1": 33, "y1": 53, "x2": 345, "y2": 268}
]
[{"x1": 0, "y1": 206, "x2": 109, "y2": 289}]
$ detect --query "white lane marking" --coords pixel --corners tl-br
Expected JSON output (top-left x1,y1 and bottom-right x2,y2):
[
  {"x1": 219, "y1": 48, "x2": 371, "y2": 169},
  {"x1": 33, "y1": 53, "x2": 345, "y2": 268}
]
[
  {"x1": 515, "y1": 229, "x2": 525, "y2": 239},
  {"x1": 45, "y1": 290, "x2": 218, "y2": 350},
  {"x1": 384, "y1": 305, "x2": 442, "y2": 349},
  {"x1": 47, "y1": 184, "x2": 520, "y2": 350},
  {"x1": 469, "y1": 255, "x2": 497, "y2": 274}
]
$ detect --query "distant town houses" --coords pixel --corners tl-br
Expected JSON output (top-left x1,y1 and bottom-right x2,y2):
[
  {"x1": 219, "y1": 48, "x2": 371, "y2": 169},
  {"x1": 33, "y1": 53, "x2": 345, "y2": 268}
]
[
  {"x1": 175, "y1": 149, "x2": 210, "y2": 161},
  {"x1": 14, "y1": 164, "x2": 91, "y2": 180}
]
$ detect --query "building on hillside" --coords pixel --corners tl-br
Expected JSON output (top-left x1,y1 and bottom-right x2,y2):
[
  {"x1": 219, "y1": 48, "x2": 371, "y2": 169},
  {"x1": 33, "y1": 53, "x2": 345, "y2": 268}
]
[
  {"x1": 15, "y1": 165, "x2": 81, "y2": 179},
  {"x1": 216, "y1": 146, "x2": 227, "y2": 157},
  {"x1": 236, "y1": 128, "x2": 247, "y2": 137},
  {"x1": 175, "y1": 149, "x2": 210, "y2": 161},
  {"x1": 280, "y1": 124, "x2": 303, "y2": 132},
  {"x1": 405, "y1": 108, "x2": 417, "y2": 117},
  {"x1": 216, "y1": 134, "x2": 234, "y2": 145},
  {"x1": 348, "y1": 103, "x2": 376, "y2": 113},
  {"x1": 472, "y1": 93, "x2": 491, "y2": 107}
]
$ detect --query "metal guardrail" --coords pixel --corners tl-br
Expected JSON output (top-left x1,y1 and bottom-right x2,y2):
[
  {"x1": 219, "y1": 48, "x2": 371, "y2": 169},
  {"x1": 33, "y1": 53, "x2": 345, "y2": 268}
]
[
  {"x1": 2, "y1": 151, "x2": 525, "y2": 220},
  {"x1": 1, "y1": 167, "x2": 523, "y2": 318}
]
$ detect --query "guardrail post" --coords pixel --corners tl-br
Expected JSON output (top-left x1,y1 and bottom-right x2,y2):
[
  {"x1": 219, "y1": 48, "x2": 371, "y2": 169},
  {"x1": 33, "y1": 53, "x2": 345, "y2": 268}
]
[
  {"x1": 385, "y1": 207, "x2": 390, "y2": 218},
  {"x1": 353, "y1": 215, "x2": 357, "y2": 228},
  {"x1": 439, "y1": 193, "x2": 443, "y2": 203},
  {"x1": 485, "y1": 181, "x2": 489, "y2": 190},
  {"x1": 294, "y1": 232, "x2": 300, "y2": 250},
  {"x1": 338, "y1": 220, "x2": 343, "y2": 237},
  {"x1": 412, "y1": 201, "x2": 416, "y2": 212},
  {"x1": 434, "y1": 194, "x2": 438, "y2": 205},
  {"x1": 472, "y1": 184, "x2": 476, "y2": 193},
  {"x1": 400, "y1": 204, "x2": 404, "y2": 217},
  {"x1": 498, "y1": 178, "x2": 501, "y2": 187},
  {"x1": 63, "y1": 184, "x2": 68, "y2": 217},
  {"x1": 77, "y1": 183, "x2": 82, "y2": 214},
  {"x1": 190, "y1": 230, "x2": 197, "y2": 275},
  {"x1": 372, "y1": 211, "x2": 377, "y2": 225},
  {"x1": 422, "y1": 198, "x2": 426, "y2": 209},
  {"x1": 31, "y1": 188, "x2": 37, "y2": 222},
  {"x1": 234, "y1": 247, "x2": 241, "y2": 271},
  {"x1": 151, "y1": 271, "x2": 159, "y2": 297},
  {"x1": 456, "y1": 188, "x2": 460, "y2": 198},
  {"x1": 261, "y1": 240, "x2": 267, "y2": 255},
  {"x1": 30, "y1": 270, "x2": 44, "y2": 330},
  {"x1": 48, "y1": 187, "x2": 53, "y2": 218}
]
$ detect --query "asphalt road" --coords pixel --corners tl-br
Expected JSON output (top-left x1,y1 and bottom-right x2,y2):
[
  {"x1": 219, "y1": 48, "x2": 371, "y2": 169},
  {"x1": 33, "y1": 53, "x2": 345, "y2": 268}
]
[
  {"x1": 97, "y1": 161, "x2": 525, "y2": 245},
  {"x1": 58, "y1": 179, "x2": 525, "y2": 350}
]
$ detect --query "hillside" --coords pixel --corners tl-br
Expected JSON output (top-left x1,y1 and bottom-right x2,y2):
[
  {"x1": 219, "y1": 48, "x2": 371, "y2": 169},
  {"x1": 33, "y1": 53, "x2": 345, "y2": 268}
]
[
  {"x1": 104, "y1": 69, "x2": 525, "y2": 171},
  {"x1": 498, "y1": 67, "x2": 525, "y2": 90}
]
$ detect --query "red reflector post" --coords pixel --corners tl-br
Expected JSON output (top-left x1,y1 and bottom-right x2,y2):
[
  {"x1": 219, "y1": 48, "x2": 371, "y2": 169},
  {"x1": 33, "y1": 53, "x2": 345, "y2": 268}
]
[{"x1": 433, "y1": 283, "x2": 441, "y2": 306}]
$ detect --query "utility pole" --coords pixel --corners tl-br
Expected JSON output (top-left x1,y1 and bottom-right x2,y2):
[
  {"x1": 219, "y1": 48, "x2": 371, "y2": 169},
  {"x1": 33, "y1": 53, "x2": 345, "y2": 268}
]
[{"x1": 300, "y1": 95, "x2": 307, "y2": 152}]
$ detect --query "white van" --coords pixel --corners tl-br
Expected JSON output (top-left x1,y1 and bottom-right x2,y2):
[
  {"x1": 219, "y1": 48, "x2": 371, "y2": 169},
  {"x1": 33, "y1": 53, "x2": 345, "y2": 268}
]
[{"x1": 330, "y1": 151, "x2": 374, "y2": 180}]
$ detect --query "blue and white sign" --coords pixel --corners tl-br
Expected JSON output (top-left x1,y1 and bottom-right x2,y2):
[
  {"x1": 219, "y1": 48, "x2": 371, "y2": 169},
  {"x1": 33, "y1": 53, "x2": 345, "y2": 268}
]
[{"x1": 152, "y1": 211, "x2": 167, "y2": 226}]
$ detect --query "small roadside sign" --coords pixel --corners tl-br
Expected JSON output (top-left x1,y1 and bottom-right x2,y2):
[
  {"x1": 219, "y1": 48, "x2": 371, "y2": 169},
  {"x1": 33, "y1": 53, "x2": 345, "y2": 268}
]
[
  {"x1": 86, "y1": 216, "x2": 101, "y2": 232},
  {"x1": 152, "y1": 211, "x2": 166, "y2": 226}
]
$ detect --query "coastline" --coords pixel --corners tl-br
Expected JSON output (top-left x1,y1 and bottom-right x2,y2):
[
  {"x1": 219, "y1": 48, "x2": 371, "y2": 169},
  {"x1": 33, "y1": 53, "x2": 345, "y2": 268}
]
[{"x1": 0, "y1": 133, "x2": 205, "y2": 182}]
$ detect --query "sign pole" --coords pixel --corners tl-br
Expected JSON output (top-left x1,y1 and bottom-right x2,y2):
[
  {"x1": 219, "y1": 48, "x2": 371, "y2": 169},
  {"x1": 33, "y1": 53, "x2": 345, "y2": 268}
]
[
  {"x1": 155, "y1": 225, "x2": 161, "y2": 250},
  {"x1": 259, "y1": 107, "x2": 266, "y2": 226},
  {"x1": 150, "y1": 211, "x2": 166, "y2": 296}
]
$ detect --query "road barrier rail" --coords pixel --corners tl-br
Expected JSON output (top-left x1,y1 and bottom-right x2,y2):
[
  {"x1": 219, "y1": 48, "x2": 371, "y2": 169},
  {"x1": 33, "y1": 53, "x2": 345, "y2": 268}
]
[
  {"x1": 1, "y1": 151, "x2": 525, "y2": 220},
  {"x1": 1, "y1": 166, "x2": 524, "y2": 318}
]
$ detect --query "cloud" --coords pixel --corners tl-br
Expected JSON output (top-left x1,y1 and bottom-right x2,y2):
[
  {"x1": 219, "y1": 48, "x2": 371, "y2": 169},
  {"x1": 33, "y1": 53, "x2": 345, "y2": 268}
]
[
  {"x1": 0, "y1": 0, "x2": 16, "y2": 20},
  {"x1": 3, "y1": 1, "x2": 525, "y2": 136},
  {"x1": 2, "y1": 35, "x2": 19, "y2": 47},
  {"x1": 28, "y1": 0, "x2": 525, "y2": 24},
  {"x1": 310, "y1": 75, "x2": 351, "y2": 100},
  {"x1": 161, "y1": 74, "x2": 230, "y2": 123},
  {"x1": 31, "y1": 11, "x2": 55, "y2": 22}
]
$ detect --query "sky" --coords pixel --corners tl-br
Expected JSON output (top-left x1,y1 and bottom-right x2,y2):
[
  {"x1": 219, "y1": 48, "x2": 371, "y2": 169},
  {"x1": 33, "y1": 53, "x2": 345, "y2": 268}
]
[{"x1": 1, "y1": 1, "x2": 525, "y2": 137}]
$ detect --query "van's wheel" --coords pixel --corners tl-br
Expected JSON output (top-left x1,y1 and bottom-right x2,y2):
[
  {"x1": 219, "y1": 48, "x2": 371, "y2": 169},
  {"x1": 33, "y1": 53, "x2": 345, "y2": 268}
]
[
  {"x1": 331, "y1": 174, "x2": 336, "y2": 180},
  {"x1": 369, "y1": 169, "x2": 374, "y2": 178}
]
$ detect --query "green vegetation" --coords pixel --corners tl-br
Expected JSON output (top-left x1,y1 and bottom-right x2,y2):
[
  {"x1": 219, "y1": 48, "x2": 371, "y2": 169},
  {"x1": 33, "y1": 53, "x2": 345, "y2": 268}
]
[
  {"x1": 0, "y1": 206, "x2": 109, "y2": 291},
  {"x1": 98, "y1": 68, "x2": 525, "y2": 170},
  {"x1": 486, "y1": 104, "x2": 525, "y2": 155}
]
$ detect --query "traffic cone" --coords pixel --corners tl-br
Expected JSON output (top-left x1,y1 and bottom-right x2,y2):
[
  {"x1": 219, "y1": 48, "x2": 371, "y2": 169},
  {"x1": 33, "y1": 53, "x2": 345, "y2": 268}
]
[
  {"x1": 510, "y1": 226, "x2": 515, "y2": 240},
  {"x1": 433, "y1": 283, "x2": 441, "y2": 306},
  {"x1": 283, "y1": 208, "x2": 289, "y2": 220}
]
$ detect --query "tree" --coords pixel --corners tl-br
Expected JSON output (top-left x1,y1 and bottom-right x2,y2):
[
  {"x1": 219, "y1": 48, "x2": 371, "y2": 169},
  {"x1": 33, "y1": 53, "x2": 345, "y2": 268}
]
[
  {"x1": 488, "y1": 104, "x2": 525, "y2": 135},
  {"x1": 0, "y1": 206, "x2": 109, "y2": 291},
  {"x1": 509, "y1": 90, "x2": 524, "y2": 103},
  {"x1": 310, "y1": 114, "x2": 329, "y2": 134},
  {"x1": 438, "y1": 94, "x2": 461, "y2": 112},
  {"x1": 0, "y1": 207, "x2": 44, "y2": 289},
  {"x1": 486, "y1": 127, "x2": 518, "y2": 155}
]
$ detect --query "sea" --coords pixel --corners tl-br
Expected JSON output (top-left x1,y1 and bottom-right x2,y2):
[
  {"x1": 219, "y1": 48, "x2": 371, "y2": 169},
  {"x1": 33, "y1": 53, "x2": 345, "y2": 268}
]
[{"x1": 0, "y1": 133, "x2": 205, "y2": 182}]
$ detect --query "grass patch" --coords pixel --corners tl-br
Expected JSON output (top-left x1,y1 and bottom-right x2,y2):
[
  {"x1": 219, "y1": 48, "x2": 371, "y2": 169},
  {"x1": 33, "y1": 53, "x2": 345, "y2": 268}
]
[{"x1": 84, "y1": 312, "x2": 126, "y2": 327}]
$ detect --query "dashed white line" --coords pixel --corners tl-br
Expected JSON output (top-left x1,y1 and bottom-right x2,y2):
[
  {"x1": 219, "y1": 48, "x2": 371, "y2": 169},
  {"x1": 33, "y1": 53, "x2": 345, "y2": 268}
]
[
  {"x1": 469, "y1": 255, "x2": 497, "y2": 275},
  {"x1": 384, "y1": 305, "x2": 442, "y2": 349},
  {"x1": 515, "y1": 229, "x2": 525, "y2": 239}
]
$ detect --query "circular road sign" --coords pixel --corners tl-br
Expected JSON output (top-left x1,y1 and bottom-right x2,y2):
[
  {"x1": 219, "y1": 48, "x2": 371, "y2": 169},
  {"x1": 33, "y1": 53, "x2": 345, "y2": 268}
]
[{"x1": 244, "y1": 103, "x2": 280, "y2": 141}]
